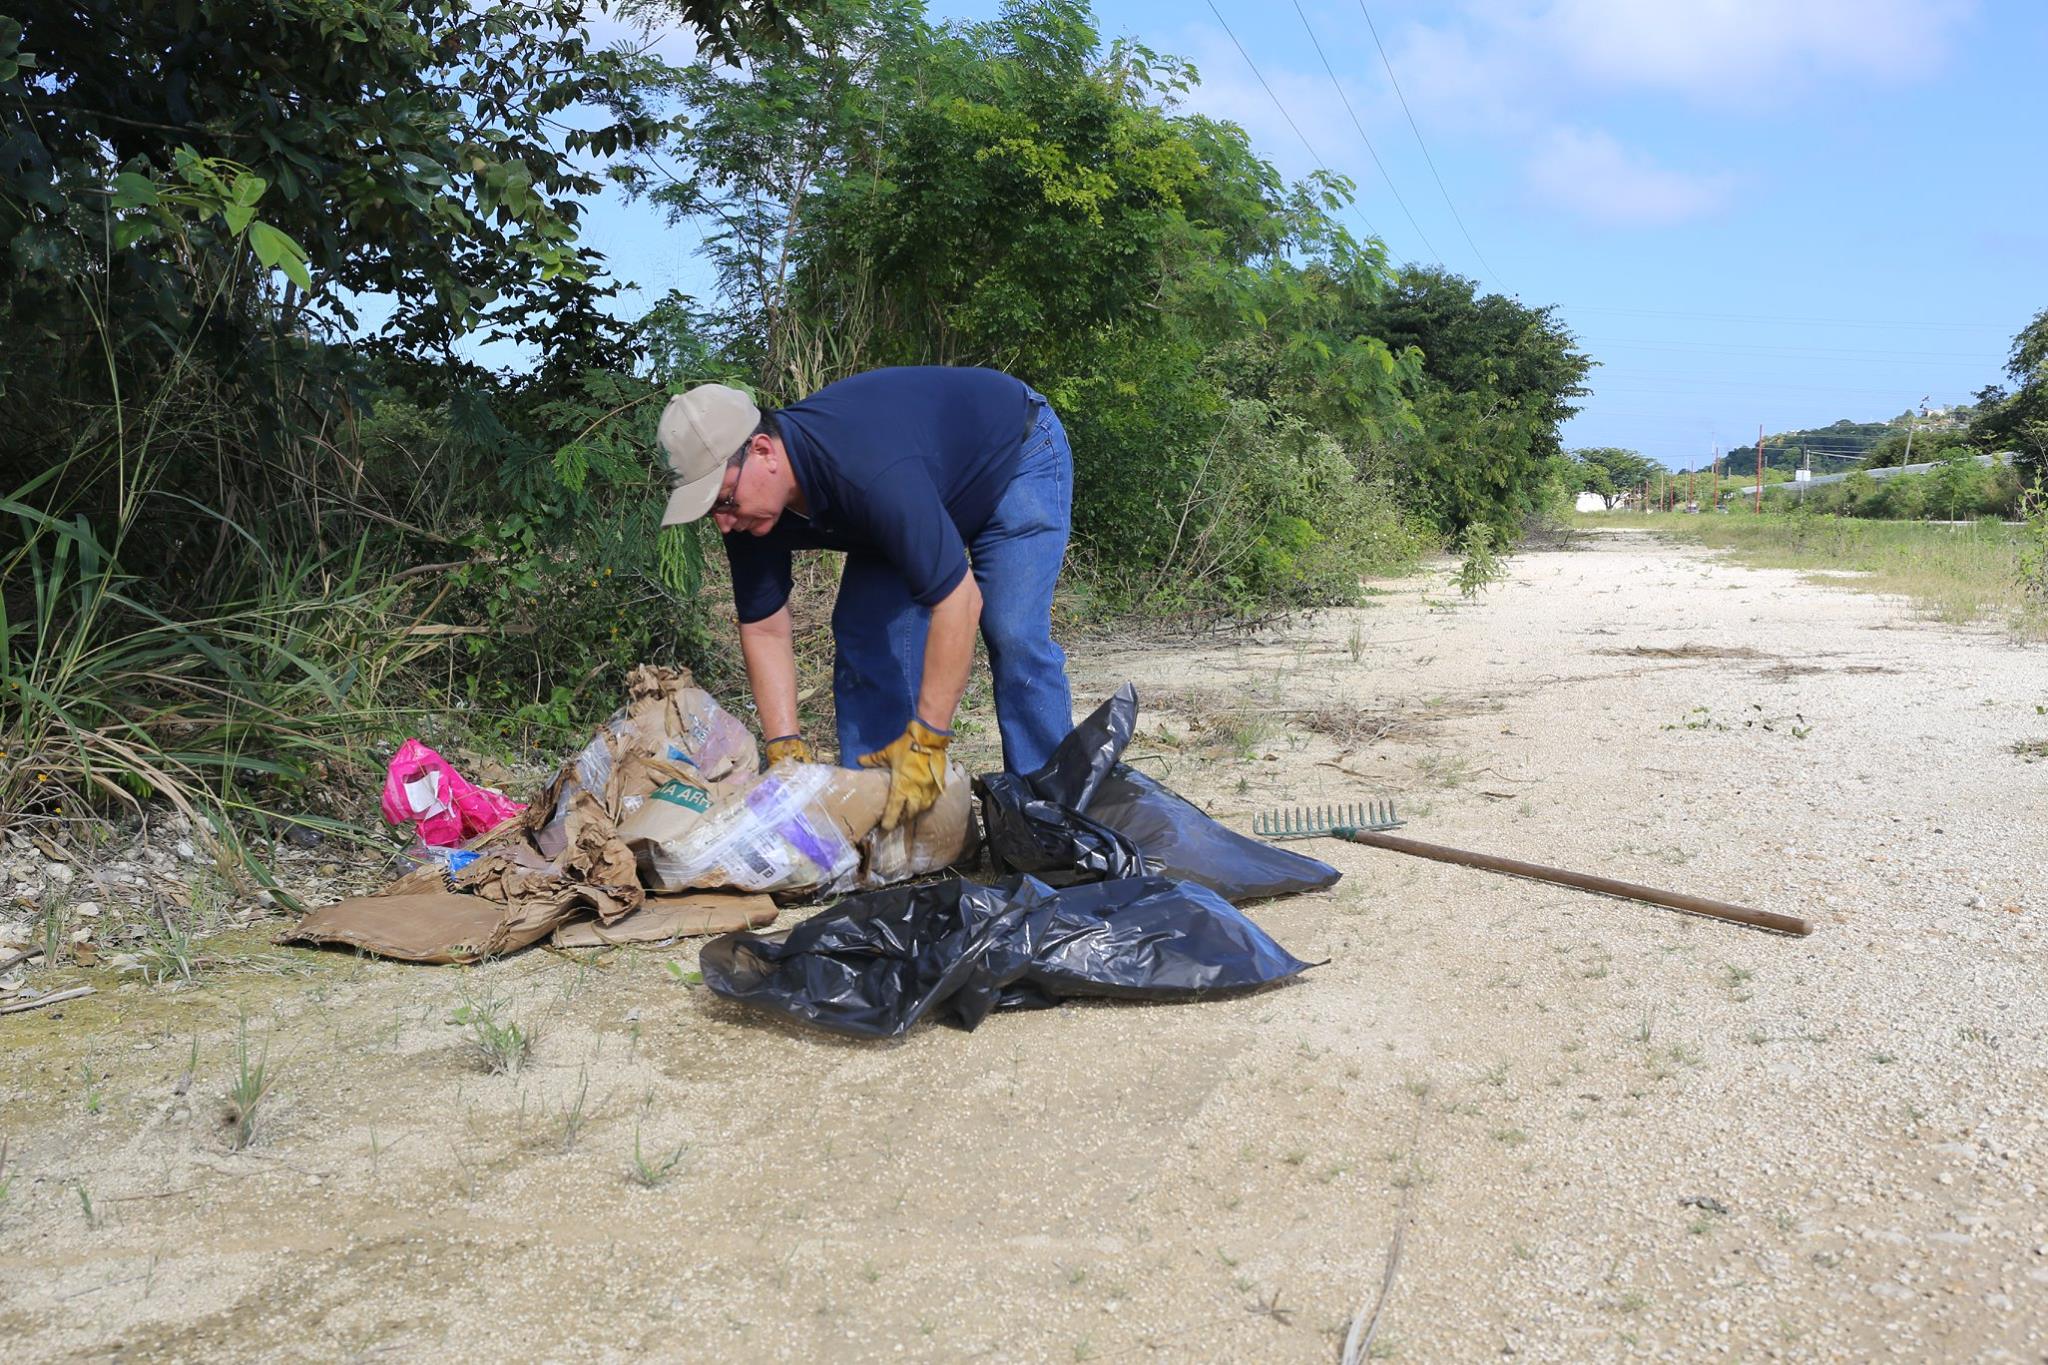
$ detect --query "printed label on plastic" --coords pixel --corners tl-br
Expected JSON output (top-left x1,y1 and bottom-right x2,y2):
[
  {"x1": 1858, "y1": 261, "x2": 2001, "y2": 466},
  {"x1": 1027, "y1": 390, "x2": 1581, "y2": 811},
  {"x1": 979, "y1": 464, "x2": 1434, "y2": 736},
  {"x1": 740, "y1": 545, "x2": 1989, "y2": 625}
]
[{"x1": 651, "y1": 779, "x2": 710, "y2": 812}]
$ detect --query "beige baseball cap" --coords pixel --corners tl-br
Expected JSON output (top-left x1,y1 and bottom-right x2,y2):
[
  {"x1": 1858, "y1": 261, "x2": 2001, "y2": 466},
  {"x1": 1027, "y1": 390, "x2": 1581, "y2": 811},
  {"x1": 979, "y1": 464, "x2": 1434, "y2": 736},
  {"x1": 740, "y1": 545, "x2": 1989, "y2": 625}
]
[{"x1": 657, "y1": 383, "x2": 761, "y2": 526}]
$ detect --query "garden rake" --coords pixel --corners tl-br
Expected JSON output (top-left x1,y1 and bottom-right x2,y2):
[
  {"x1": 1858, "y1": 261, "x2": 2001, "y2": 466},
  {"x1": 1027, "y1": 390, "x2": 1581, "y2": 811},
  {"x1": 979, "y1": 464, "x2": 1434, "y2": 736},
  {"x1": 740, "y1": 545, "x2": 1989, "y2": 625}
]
[{"x1": 1254, "y1": 802, "x2": 1812, "y2": 936}]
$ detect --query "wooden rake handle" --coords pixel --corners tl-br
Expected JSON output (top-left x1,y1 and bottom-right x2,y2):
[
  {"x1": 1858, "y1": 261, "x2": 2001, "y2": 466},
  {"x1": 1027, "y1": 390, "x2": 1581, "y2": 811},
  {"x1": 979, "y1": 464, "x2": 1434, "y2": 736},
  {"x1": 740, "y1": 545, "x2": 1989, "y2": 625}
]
[{"x1": 1341, "y1": 829, "x2": 1813, "y2": 937}]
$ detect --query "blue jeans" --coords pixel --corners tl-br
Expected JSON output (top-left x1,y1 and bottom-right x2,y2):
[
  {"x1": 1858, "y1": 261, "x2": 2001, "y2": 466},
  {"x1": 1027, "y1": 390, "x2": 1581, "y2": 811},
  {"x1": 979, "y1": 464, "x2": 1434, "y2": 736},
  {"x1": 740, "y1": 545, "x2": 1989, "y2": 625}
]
[{"x1": 832, "y1": 392, "x2": 1075, "y2": 775}]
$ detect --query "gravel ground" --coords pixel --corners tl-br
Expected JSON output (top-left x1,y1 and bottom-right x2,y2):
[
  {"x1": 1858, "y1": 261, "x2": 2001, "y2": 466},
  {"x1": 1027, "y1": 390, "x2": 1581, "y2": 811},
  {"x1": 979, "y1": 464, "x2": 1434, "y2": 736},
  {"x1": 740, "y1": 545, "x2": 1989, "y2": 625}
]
[{"x1": 2, "y1": 528, "x2": 2044, "y2": 1362}]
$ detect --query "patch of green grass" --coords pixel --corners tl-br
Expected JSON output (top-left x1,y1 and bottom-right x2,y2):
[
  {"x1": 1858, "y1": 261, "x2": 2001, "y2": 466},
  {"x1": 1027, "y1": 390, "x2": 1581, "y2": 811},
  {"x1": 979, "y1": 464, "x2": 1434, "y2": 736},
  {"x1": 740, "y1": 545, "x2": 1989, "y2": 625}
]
[
  {"x1": 223, "y1": 1015, "x2": 275, "y2": 1150},
  {"x1": 1582, "y1": 511, "x2": 2043, "y2": 640},
  {"x1": 37, "y1": 898, "x2": 68, "y2": 969},
  {"x1": 451, "y1": 986, "x2": 534, "y2": 1076},
  {"x1": 558, "y1": 1065, "x2": 594, "y2": 1152},
  {"x1": 626, "y1": 1123, "x2": 686, "y2": 1188},
  {"x1": 76, "y1": 1180, "x2": 100, "y2": 1229},
  {"x1": 1214, "y1": 713, "x2": 1273, "y2": 761},
  {"x1": 137, "y1": 916, "x2": 199, "y2": 985}
]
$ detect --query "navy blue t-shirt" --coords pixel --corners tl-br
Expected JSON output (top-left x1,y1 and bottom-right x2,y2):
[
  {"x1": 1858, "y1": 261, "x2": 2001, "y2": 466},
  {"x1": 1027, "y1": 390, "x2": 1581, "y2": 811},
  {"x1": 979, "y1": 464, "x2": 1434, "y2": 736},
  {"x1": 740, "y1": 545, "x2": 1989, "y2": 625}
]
[{"x1": 724, "y1": 367, "x2": 1032, "y2": 623}]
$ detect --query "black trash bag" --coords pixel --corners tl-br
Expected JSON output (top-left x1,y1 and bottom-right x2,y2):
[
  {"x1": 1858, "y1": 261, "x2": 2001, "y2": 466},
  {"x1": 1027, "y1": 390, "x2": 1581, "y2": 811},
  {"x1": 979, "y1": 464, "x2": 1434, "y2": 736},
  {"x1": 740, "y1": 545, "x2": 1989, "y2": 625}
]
[
  {"x1": 974, "y1": 770, "x2": 1145, "y2": 885},
  {"x1": 1026, "y1": 681, "x2": 1137, "y2": 810},
  {"x1": 1079, "y1": 763, "x2": 1340, "y2": 903},
  {"x1": 698, "y1": 874, "x2": 1313, "y2": 1040},
  {"x1": 979, "y1": 684, "x2": 1340, "y2": 904}
]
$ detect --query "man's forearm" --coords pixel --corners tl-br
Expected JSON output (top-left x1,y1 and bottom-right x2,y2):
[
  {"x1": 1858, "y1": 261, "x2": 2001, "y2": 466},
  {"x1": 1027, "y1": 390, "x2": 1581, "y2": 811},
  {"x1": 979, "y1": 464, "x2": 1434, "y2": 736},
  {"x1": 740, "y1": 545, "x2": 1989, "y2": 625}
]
[
  {"x1": 738, "y1": 607, "x2": 801, "y2": 738},
  {"x1": 915, "y1": 574, "x2": 982, "y2": 731}
]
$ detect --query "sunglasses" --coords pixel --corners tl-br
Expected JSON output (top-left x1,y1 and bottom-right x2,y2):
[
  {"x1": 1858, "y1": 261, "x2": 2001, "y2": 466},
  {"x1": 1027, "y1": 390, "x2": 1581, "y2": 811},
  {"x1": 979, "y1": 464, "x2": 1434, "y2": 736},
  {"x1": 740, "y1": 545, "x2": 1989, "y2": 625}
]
[{"x1": 710, "y1": 440, "x2": 750, "y2": 515}]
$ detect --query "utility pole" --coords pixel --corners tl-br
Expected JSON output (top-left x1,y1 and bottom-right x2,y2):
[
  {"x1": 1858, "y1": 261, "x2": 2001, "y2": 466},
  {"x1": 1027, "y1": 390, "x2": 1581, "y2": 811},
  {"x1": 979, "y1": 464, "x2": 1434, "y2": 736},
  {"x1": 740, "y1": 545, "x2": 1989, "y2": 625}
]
[
  {"x1": 1711, "y1": 445, "x2": 1719, "y2": 509},
  {"x1": 1902, "y1": 393, "x2": 1931, "y2": 466},
  {"x1": 1753, "y1": 423, "x2": 1769, "y2": 515}
]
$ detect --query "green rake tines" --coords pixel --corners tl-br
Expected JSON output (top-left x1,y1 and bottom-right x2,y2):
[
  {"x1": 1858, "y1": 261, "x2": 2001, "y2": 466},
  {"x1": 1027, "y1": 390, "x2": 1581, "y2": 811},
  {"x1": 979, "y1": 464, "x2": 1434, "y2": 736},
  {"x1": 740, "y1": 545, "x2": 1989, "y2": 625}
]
[{"x1": 1252, "y1": 801, "x2": 1403, "y2": 840}]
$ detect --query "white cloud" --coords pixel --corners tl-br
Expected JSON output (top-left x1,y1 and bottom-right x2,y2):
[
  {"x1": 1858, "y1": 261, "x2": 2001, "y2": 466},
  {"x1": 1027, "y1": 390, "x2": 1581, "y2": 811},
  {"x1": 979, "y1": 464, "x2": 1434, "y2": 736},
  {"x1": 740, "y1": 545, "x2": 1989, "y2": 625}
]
[
  {"x1": 1541, "y1": 0, "x2": 1972, "y2": 97},
  {"x1": 1523, "y1": 127, "x2": 1735, "y2": 226},
  {"x1": 1170, "y1": 0, "x2": 1972, "y2": 236},
  {"x1": 1383, "y1": 0, "x2": 1975, "y2": 115}
]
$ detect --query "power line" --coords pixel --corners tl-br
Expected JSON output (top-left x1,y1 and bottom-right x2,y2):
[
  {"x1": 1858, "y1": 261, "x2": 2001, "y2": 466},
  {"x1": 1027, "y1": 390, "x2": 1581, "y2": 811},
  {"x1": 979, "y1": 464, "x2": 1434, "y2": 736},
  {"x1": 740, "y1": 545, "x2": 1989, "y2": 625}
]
[
  {"x1": 1202, "y1": 0, "x2": 1383, "y2": 242},
  {"x1": 1354, "y1": 0, "x2": 1503, "y2": 291},
  {"x1": 1289, "y1": 0, "x2": 1441, "y2": 265}
]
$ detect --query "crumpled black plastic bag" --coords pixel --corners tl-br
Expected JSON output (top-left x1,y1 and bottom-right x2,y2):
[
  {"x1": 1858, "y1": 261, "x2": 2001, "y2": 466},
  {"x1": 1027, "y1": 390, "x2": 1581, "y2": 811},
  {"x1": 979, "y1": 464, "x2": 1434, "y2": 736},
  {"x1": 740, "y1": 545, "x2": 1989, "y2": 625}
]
[
  {"x1": 978, "y1": 684, "x2": 1340, "y2": 903},
  {"x1": 698, "y1": 874, "x2": 1313, "y2": 1039},
  {"x1": 973, "y1": 770, "x2": 1144, "y2": 885}
]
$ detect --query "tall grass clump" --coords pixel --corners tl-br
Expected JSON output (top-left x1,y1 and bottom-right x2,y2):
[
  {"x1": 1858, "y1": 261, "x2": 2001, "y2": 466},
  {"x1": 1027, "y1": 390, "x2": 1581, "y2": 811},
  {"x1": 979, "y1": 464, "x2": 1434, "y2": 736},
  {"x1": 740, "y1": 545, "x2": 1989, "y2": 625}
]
[
  {"x1": 2, "y1": 457, "x2": 442, "y2": 883},
  {"x1": 223, "y1": 1014, "x2": 276, "y2": 1150}
]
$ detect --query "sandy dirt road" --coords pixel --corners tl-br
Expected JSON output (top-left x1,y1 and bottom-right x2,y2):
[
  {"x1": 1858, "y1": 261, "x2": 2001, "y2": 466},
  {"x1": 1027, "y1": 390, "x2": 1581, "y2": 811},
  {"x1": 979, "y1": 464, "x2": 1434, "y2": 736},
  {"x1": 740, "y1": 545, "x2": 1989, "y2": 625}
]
[{"x1": 3, "y1": 529, "x2": 2046, "y2": 1362}]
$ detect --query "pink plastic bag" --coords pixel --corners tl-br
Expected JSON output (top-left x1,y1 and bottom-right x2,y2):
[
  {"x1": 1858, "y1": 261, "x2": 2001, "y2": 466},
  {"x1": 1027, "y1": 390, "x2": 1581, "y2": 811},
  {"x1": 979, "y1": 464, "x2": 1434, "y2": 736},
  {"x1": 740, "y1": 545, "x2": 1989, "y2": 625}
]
[{"x1": 380, "y1": 739, "x2": 524, "y2": 847}]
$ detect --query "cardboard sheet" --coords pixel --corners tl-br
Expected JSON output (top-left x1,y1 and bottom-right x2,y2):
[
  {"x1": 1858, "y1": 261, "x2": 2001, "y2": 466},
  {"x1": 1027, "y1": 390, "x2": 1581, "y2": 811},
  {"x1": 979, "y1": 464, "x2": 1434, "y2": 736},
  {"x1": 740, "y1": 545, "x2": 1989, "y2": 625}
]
[
  {"x1": 550, "y1": 892, "x2": 778, "y2": 948},
  {"x1": 285, "y1": 891, "x2": 572, "y2": 964}
]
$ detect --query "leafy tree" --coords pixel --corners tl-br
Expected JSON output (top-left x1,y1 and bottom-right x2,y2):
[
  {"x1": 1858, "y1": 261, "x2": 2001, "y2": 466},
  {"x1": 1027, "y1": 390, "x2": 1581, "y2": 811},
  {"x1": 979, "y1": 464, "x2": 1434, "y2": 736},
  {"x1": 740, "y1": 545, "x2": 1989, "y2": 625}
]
[
  {"x1": 1358, "y1": 268, "x2": 1592, "y2": 533},
  {"x1": 1973, "y1": 307, "x2": 2048, "y2": 484},
  {"x1": 1928, "y1": 450, "x2": 1980, "y2": 523},
  {"x1": 1571, "y1": 447, "x2": 1660, "y2": 508}
]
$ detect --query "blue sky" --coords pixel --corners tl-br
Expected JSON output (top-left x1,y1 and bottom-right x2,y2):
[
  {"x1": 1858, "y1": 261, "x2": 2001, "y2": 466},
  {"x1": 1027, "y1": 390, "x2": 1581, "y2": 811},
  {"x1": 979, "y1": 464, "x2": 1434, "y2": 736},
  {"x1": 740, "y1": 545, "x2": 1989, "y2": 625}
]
[{"x1": 573, "y1": 0, "x2": 2048, "y2": 472}]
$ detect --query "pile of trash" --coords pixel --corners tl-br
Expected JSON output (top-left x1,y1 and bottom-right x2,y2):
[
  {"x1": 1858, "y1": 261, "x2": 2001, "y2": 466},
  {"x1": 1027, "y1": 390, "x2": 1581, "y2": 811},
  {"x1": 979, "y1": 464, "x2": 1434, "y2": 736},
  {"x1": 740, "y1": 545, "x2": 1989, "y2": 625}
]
[
  {"x1": 286, "y1": 672, "x2": 1340, "y2": 1038},
  {"x1": 285, "y1": 666, "x2": 975, "y2": 963},
  {"x1": 693, "y1": 684, "x2": 1340, "y2": 1037}
]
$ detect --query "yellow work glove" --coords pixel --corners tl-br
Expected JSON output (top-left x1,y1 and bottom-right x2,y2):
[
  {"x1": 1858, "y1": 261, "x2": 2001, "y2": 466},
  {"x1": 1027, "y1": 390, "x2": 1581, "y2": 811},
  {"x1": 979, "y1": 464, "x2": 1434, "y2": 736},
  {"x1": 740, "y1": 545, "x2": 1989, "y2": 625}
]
[
  {"x1": 857, "y1": 717, "x2": 952, "y2": 831},
  {"x1": 763, "y1": 734, "x2": 813, "y2": 766}
]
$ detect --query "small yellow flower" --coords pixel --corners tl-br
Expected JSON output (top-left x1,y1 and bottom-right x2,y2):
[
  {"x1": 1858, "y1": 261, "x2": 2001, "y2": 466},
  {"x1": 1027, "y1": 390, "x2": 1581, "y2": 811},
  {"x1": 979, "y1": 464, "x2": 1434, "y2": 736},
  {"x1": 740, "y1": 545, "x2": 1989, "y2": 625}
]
[{"x1": 35, "y1": 772, "x2": 48, "y2": 783}]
